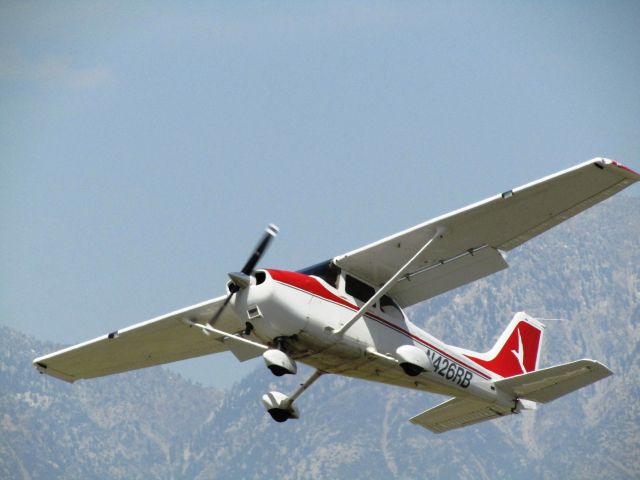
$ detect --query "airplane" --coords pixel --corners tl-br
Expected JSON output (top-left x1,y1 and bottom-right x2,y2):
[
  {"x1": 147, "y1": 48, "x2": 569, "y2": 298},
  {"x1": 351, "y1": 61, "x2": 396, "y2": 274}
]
[{"x1": 33, "y1": 157, "x2": 639, "y2": 433}]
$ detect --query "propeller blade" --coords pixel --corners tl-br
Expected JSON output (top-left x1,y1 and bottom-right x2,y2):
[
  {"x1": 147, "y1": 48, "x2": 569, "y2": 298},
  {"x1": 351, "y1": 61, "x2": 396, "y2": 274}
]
[
  {"x1": 208, "y1": 224, "x2": 279, "y2": 326},
  {"x1": 240, "y1": 224, "x2": 279, "y2": 275},
  {"x1": 208, "y1": 291, "x2": 235, "y2": 326}
]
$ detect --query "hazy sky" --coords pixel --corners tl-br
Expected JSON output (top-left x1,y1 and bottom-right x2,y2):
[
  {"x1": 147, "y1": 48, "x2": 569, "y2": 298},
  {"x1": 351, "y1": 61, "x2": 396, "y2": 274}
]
[{"x1": 2, "y1": 1, "x2": 639, "y2": 388}]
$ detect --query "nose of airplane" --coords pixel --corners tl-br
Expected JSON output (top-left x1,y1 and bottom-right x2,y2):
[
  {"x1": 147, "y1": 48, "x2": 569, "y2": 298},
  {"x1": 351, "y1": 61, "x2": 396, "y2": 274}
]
[
  {"x1": 208, "y1": 224, "x2": 279, "y2": 327},
  {"x1": 229, "y1": 269, "x2": 274, "y2": 319}
]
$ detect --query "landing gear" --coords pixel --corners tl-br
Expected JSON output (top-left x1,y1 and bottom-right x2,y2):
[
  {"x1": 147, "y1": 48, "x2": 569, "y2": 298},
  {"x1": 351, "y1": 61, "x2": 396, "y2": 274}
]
[
  {"x1": 399, "y1": 362, "x2": 425, "y2": 377},
  {"x1": 263, "y1": 336, "x2": 297, "y2": 376},
  {"x1": 263, "y1": 349, "x2": 297, "y2": 376},
  {"x1": 395, "y1": 345, "x2": 434, "y2": 377},
  {"x1": 262, "y1": 391, "x2": 300, "y2": 422},
  {"x1": 262, "y1": 370, "x2": 324, "y2": 423},
  {"x1": 269, "y1": 409, "x2": 295, "y2": 423}
]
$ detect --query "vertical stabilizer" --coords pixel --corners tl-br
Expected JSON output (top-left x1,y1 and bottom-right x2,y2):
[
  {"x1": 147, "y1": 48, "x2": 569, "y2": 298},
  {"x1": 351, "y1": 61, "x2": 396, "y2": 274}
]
[{"x1": 463, "y1": 312, "x2": 545, "y2": 378}]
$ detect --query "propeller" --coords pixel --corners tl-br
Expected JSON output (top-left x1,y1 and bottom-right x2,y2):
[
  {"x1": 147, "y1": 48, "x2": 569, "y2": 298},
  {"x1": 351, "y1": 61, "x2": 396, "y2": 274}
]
[{"x1": 208, "y1": 224, "x2": 279, "y2": 326}]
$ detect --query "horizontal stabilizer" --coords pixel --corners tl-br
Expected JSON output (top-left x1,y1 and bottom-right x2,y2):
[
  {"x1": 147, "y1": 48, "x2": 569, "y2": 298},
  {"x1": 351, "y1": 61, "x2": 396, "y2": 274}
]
[
  {"x1": 410, "y1": 397, "x2": 512, "y2": 434},
  {"x1": 495, "y1": 359, "x2": 612, "y2": 403}
]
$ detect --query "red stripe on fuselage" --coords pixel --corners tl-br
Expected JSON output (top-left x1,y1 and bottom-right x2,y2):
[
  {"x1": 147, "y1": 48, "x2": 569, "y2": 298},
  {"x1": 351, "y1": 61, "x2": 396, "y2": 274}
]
[
  {"x1": 266, "y1": 269, "x2": 492, "y2": 380},
  {"x1": 268, "y1": 269, "x2": 354, "y2": 310}
]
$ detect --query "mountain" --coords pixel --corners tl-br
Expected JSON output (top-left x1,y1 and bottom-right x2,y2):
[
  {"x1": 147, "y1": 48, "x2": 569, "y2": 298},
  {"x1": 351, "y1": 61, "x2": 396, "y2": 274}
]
[
  {"x1": 1, "y1": 197, "x2": 639, "y2": 479},
  {"x1": 0, "y1": 327, "x2": 224, "y2": 480}
]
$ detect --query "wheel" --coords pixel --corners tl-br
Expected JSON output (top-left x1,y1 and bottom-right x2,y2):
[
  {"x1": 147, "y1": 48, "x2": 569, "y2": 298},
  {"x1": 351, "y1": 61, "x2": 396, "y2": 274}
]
[
  {"x1": 267, "y1": 365, "x2": 289, "y2": 377},
  {"x1": 399, "y1": 362, "x2": 424, "y2": 377},
  {"x1": 268, "y1": 408, "x2": 292, "y2": 423}
]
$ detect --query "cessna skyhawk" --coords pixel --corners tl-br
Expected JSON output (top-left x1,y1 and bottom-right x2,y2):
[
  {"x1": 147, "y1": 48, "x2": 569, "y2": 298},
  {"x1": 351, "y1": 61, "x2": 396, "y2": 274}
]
[{"x1": 34, "y1": 158, "x2": 639, "y2": 433}]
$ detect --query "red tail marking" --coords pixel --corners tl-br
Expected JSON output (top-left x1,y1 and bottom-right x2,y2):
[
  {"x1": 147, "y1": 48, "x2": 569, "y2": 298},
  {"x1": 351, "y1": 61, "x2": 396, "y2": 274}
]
[{"x1": 465, "y1": 321, "x2": 542, "y2": 378}]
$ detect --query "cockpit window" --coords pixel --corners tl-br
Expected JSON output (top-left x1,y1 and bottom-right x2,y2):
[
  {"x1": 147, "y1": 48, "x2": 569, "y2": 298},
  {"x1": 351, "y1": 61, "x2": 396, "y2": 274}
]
[
  {"x1": 345, "y1": 275, "x2": 375, "y2": 303},
  {"x1": 298, "y1": 260, "x2": 340, "y2": 288},
  {"x1": 380, "y1": 294, "x2": 403, "y2": 319}
]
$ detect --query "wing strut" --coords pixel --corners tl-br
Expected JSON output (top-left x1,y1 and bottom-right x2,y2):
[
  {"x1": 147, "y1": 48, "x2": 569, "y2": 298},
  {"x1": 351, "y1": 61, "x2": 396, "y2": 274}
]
[
  {"x1": 334, "y1": 226, "x2": 445, "y2": 337},
  {"x1": 183, "y1": 319, "x2": 268, "y2": 361}
]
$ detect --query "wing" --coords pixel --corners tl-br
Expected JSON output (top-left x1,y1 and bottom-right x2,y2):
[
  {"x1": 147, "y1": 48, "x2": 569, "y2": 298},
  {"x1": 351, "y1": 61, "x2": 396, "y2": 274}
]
[
  {"x1": 334, "y1": 158, "x2": 639, "y2": 307},
  {"x1": 33, "y1": 296, "x2": 246, "y2": 382}
]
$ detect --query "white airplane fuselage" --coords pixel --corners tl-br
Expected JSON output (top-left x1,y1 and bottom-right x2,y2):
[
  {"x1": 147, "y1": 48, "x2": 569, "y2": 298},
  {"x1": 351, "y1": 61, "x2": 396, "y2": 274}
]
[{"x1": 232, "y1": 269, "x2": 512, "y2": 408}]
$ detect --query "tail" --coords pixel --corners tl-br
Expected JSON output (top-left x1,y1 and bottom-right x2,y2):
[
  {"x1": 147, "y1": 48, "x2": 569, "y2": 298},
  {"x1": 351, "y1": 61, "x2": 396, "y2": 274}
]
[
  {"x1": 413, "y1": 312, "x2": 614, "y2": 433},
  {"x1": 462, "y1": 312, "x2": 545, "y2": 378}
]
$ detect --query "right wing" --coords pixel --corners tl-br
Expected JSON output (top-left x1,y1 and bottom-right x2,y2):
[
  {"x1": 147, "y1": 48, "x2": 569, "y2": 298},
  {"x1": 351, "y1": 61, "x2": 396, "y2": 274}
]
[
  {"x1": 33, "y1": 296, "x2": 247, "y2": 382},
  {"x1": 334, "y1": 158, "x2": 639, "y2": 307}
]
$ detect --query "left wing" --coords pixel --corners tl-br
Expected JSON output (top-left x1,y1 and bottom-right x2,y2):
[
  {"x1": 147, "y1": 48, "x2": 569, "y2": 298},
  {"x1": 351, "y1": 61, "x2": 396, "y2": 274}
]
[
  {"x1": 33, "y1": 296, "x2": 246, "y2": 382},
  {"x1": 334, "y1": 158, "x2": 639, "y2": 307}
]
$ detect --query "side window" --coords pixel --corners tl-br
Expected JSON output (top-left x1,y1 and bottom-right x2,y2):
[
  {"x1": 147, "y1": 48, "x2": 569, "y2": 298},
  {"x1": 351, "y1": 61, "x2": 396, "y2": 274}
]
[
  {"x1": 345, "y1": 275, "x2": 375, "y2": 303},
  {"x1": 380, "y1": 295, "x2": 403, "y2": 320}
]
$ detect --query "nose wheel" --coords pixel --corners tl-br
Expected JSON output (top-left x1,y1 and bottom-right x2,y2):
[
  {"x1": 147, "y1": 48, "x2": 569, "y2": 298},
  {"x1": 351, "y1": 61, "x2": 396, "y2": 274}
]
[
  {"x1": 262, "y1": 391, "x2": 300, "y2": 422},
  {"x1": 262, "y1": 370, "x2": 324, "y2": 423}
]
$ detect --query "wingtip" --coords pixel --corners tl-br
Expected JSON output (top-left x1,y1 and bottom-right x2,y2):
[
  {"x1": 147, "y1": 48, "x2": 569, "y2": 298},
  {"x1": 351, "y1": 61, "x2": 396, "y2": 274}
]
[
  {"x1": 32, "y1": 358, "x2": 77, "y2": 383},
  {"x1": 596, "y1": 158, "x2": 640, "y2": 179},
  {"x1": 582, "y1": 358, "x2": 614, "y2": 377},
  {"x1": 611, "y1": 160, "x2": 640, "y2": 178}
]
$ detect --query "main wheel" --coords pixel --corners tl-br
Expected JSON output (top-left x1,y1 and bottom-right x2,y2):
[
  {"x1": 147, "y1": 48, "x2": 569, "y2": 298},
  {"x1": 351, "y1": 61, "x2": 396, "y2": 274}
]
[
  {"x1": 399, "y1": 362, "x2": 424, "y2": 377},
  {"x1": 268, "y1": 408, "x2": 293, "y2": 423}
]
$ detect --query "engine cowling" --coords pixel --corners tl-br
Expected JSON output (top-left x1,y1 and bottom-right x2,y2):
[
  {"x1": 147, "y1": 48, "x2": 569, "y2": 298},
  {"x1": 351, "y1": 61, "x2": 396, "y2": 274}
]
[{"x1": 395, "y1": 345, "x2": 434, "y2": 376}]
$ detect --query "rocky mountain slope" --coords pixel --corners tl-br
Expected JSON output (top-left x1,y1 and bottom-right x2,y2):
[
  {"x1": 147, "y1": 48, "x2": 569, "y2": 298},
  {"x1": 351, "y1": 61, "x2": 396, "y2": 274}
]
[{"x1": 1, "y1": 197, "x2": 638, "y2": 479}]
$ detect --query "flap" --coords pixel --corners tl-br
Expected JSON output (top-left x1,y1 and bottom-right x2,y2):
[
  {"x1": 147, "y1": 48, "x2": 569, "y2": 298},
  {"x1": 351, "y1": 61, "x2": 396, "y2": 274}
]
[{"x1": 391, "y1": 245, "x2": 508, "y2": 307}]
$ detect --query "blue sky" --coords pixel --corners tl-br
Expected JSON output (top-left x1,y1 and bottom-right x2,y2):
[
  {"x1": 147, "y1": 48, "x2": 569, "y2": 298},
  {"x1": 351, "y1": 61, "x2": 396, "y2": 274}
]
[{"x1": 2, "y1": 1, "x2": 639, "y2": 388}]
